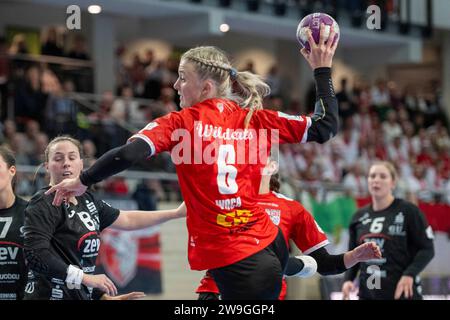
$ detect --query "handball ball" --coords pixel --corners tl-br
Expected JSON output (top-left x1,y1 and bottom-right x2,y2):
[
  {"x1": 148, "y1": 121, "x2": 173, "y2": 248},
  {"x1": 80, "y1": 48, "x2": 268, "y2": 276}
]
[{"x1": 296, "y1": 13, "x2": 340, "y2": 52}]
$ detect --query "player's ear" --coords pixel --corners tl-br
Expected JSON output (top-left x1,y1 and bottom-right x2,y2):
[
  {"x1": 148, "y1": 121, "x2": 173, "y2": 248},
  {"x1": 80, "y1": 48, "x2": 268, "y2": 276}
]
[
  {"x1": 8, "y1": 165, "x2": 16, "y2": 178},
  {"x1": 201, "y1": 79, "x2": 215, "y2": 98}
]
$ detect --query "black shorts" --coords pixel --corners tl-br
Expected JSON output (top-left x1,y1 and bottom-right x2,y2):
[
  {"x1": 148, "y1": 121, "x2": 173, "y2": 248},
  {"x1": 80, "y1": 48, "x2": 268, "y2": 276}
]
[
  {"x1": 209, "y1": 228, "x2": 288, "y2": 300},
  {"x1": 198, "y1": 292, "x2": 220, "y2": 300}
]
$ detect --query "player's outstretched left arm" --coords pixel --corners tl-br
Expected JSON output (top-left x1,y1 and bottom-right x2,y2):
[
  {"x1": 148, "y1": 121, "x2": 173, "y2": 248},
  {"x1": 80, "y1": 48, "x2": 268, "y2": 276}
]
[{"x1": 285, "y1": 242, "x2": 381, "y2": 277}]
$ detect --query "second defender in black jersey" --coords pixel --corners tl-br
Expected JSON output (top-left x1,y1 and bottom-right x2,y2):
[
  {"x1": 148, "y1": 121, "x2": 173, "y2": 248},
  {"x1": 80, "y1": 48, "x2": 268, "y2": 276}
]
[
  {"x1": 342, "y1": 161, "x2": 434, "y2": 300},
  {"x1": 0, "y1": 146, "x2": 28, "y2": 300},
  {"x1": 23, "y1": 136, "x2": 185, "y2": 300}
]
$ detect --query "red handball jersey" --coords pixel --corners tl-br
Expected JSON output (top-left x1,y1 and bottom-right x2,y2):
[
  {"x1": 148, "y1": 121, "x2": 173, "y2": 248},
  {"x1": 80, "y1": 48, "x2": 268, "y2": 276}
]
[
  {"x1": 259, "y1": 191, "x2": 329, "y2": 299},
  {"x1": 196, "y1": 191, "x2": 329, "y2": 299},
  {"x1": 258, "y1": 191, "x2": 329, "y2": 254},
  {"x1": 129, "y1": 98, "x2": 310, "y2": 270}
]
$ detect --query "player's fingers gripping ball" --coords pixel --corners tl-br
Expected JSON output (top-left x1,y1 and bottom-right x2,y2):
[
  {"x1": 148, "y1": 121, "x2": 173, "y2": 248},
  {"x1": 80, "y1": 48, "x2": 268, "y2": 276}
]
[{"x1": 297, "y1": 12, "x2": 340, "y2": 52}]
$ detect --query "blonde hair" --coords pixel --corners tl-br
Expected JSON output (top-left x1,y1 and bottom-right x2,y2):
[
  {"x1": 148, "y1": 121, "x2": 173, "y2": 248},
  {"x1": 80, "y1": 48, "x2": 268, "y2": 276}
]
[
  {"x1": 181, "y1": 46, "x2": 271, "y2": 127},
  {"x1": 369, "y1": 161, "x2": 397, "y2": 181}
]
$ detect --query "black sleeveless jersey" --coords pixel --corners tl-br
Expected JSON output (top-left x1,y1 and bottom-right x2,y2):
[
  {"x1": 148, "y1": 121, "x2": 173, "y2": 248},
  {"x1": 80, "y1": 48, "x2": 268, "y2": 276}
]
[
  {"x1": 0, "y1": 197, "x2": 28, "y2": 300},
  {"x1": 346, "y1": 198, "x2": 434, "y2": 300},
  {"x1": 23, "y1": 187, "x2": 119, "y2": 300}
]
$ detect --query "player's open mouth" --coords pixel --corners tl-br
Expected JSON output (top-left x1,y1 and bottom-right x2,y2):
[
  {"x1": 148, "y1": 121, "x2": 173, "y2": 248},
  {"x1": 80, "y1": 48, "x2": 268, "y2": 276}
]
[{"x1": 62, "y1": 172, "x2": 72, "y2": 177}]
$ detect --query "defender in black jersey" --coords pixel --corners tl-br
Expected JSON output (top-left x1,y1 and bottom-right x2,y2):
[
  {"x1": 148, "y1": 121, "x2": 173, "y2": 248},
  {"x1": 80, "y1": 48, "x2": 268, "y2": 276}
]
[
  {"x1": 0, "y1": 147, "x2": 28, "y2": 300},
  {"x1": 343, "y1": 162, "x2": 434, "y2": 300},
  {"x1": 24, "y1": 188, "x2": 120, "y2": 300},
  {"x1": 23, "y1": 136, "x2": 185, "y2": 300}
]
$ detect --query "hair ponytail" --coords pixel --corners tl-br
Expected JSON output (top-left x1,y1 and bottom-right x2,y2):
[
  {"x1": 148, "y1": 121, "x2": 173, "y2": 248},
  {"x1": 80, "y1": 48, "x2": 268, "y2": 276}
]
[
  {"x1": 232, "y1": 70, "x2": 270, "y2": 127},
  {"x1": 181, "y1": 46, "x2": 271, "y2": 127}
]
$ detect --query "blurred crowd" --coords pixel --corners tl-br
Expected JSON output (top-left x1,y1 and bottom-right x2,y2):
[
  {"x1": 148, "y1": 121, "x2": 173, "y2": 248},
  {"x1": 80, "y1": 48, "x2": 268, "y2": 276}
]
[
  {"x1": 273, "y1": 77, "x2": 449, "y2": 203},
  {"x1": 0, "y1": 21, "x2": 448, "y2": 204}
]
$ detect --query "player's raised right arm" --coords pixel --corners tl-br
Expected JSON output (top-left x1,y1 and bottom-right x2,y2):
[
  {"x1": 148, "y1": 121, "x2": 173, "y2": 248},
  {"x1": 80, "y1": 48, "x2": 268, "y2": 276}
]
[
  {"x1": 305, "y1": 67, "x2": 339, "y2": 144},
  {"x1": 302, "y1": 24, "x2": 339, "y2": 144}
]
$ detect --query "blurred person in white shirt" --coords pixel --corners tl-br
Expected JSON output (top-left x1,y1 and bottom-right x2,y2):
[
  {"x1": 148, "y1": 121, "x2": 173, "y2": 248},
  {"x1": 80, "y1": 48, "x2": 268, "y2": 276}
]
[
  {"x1": 406, "y1": 164, "x2": 434, "y2": 202},
  {"x1": 382, "y1": 110, "x2": 402, "y2": 143},
  {"x1": 342, "y1": 161, "x2": 368, "y2": 198},
  {"x1": 371, "y1": 79, "x2": 390, "y2": 107},
  {"x1": 110, "y1": 85, "x2": 147, "y2": 128},
  {"x1": 335, "y1": 125, "x2": 359, "y2": 169},
  {"x1": 387, "y1": 135, "x2": 408, "y2": 164}
]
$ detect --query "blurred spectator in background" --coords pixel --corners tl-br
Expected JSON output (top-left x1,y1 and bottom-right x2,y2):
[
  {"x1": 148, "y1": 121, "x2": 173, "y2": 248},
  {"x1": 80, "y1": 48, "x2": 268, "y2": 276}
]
[
  {"x1": 406, "y1": 163, "x2": 433, "y2": 202},
  {"x1": 371, "y1": 79, "x2": 390, "y2": 120},
  {"x1": 9, "y1": 34, "x2": 30, "y2": 74},
  {"x1": 401, "y1": 121, "x2": 417, "y2": 157},
  {"x1": 443, "y1": 169, "x2": 450, "y2": 204},
  {"x1": 82, "y1": 139, "x2": 97, "y2": 166},
  {"x1": 42, "y1": 70, "x2": 78, "y2": 137},
  {"x1": 89, "y1": 91, "x2": 113, "y2": 122},
  {"x1": 129, "y1": 54, "x2": 146, "y2": 97},
  {"x1": 29, "y1": 132, "x2": 49, "y2": 165},
  {"x1": 41, "y1": 27, "x2": 63, "y2": 57},
  {"x1": 336, "y1": 78, "x2": 356, "y2": 122},
  {"x1": 142, "y1": 49, "x2": 155, "y2": 72},
  {"x1": 388, "y1": 81, "x2": 402, "y2": 109},
  {"x1": 110, "y1": 85, "x2": 143, "y2": 127},
  {"x1": 265, "y1": 65, "x2": 281, "y2": 97},
  {"x1": 21, "y1": 119, "x2": 42, "y2": 156},
  {"x1": 165, "y1": 55, "x2": 180, "y2": 87},
  {"x1": 387, "y1": 134, "x2": 406, "y2": 161},
  {"x1": 322, "y1": 144, "x2": 345, "y2": 183},
  {"x1": 335, "y1": 124, "x2": 359, "y2": 170},
  {"x1": 2, "y1": 120, "x2": 24, "y2": 148},
  {"x1": 279, "y1": 144, "x2": 301, "y2": 181},
  {"x1": 151, "y1": 87, "x2": 177, "y2": 119},
  {"x1": 143, "y1": 60, "x2": 164, "y2": 100},
  {"x1": 115, "y1": 45, "x2": 130, "y2": 95},
  {"x1": 88, "y1": 91, "x2": 123, "y2": 154},
  {"x1": 411, "y1": 128, "x2": 428, "y2": 157},
  {"x1": 67, "y1": 34, "x2": 90, "y2": 60},
  {"x1": 132, "y1": 179, "x2": 162, "y2": 210},
  {"x1": 342, "y1": 161, "x2": 368, "y2": 197},
  {"x1": 2, "y1": 120, "x2": 29, "y2": 165},
  {"x1": 14, "y1": 65, "x2": 45, "y2": 128},
  {"x1": 0, "y1": 37, "x2": 9, "y2": 121},
  {"x1": 9, "y1": 34, "x2": 28, "y2": 55},
  {"x1": 352, "y1": 100, "x2": 372, "y2": 142}
]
